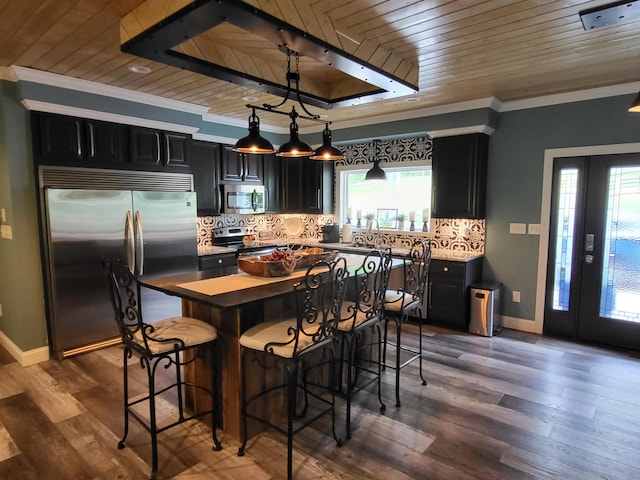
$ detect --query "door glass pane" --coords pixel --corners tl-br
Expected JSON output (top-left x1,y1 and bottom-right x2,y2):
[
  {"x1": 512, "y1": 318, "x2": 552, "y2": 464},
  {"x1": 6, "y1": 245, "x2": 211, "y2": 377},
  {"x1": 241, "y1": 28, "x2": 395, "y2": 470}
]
[
  {"x1": 600, "y1": 166, "x2": 640, "y2": 322},
  {"x1": 552, "y1": 169, "x2": 578, "y2": 311}
]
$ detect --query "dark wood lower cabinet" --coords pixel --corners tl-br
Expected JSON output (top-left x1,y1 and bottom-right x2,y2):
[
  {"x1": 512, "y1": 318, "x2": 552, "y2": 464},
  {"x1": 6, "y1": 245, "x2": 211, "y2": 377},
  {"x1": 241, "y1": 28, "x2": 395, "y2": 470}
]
[{"x1": 427, "y1": 257, "x2": 483, "y2": 330}]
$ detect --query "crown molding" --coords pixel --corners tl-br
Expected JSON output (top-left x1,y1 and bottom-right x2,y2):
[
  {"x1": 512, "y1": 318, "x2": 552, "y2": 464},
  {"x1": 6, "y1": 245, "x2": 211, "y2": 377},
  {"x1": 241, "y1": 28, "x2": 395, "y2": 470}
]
[
  {"x1": 427, "y1": 125, "x2": 496, "y2": 138},
  {"x1": 22, "y1": 100, "x2": 199, "y2": 134},
  {"x1": 11, "y1": 65, "x2": 209, "y2": 115},
  {"x1": 499, "y1": 82, "x2": 640, "y2": 112}
]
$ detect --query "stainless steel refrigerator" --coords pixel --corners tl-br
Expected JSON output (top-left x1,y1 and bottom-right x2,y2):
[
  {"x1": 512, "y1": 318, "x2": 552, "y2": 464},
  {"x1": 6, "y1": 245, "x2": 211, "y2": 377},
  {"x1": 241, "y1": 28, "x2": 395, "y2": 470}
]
[{"x1": 44, "y1": 188, "x2": 198, "y2": 359}]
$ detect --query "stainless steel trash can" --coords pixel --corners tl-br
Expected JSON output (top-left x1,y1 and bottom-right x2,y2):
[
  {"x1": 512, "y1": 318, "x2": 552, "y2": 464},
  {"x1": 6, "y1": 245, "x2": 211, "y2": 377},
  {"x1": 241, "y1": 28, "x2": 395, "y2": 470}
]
[{"x1": 469, "y1": 282, "x2": 502, "y2": 337}]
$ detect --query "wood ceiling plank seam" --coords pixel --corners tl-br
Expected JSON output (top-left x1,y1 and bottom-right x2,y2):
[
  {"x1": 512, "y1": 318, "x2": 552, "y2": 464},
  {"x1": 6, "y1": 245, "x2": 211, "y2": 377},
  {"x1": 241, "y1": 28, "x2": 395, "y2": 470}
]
[
  {"x1": 388, "y1": 1, "x2": 587, "y2": 55},
  {"x1": 115, "y1": 63, "x2": 192, "y2": 91},
  {"x1": 381, "y1": 54, "x2": 404, "y2": 81},
  {"x1": 410, "y1": 15, "x2": 606, "y2": 65},
  {"x1": 368, "y1": 45, "x2": 393, "y2": 75},
  {"x1": 318, "y1": 0, "x2": 388, "y2": 23},
  {"x1": 376, "y1": 0, "x2": 556, "y2": 47},
  {"x1": 289, "y1": 1, "x2": 332, "y2": 44},
  {"x1": 38, "y1": 3, "x2": 126, "y2": 75},
  {"x1": 0, "y1": 0, "x2": 60, "y2": 51},
  {"x1": 22, "y1": 13, "x2": 113, "y2": 74},
  {"x1": 415, "y1": 26, "x2": 640, "y2": 77},
  {"x1": 0, "y1": 0, "x2": 79, "y2": 66},
  {"x1": 345, "y1": 0, "x2": 443, "y2": 33}
]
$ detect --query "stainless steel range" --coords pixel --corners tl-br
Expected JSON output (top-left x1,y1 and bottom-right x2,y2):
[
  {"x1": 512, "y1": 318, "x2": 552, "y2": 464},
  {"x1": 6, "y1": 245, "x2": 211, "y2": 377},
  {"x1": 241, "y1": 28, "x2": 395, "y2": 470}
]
[{"x1": 212, "y1": 226, "x2": 281, "y2": 256}]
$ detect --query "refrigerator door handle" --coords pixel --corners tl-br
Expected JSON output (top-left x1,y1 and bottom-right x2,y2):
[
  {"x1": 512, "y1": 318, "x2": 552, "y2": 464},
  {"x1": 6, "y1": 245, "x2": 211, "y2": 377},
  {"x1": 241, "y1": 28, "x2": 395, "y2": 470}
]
[
  {"x1": 134, "y1": 210, "x2": 144, "y2": 275},
  {"x1": 125, "y1": 210, "x2": 135, "y2": 272}
]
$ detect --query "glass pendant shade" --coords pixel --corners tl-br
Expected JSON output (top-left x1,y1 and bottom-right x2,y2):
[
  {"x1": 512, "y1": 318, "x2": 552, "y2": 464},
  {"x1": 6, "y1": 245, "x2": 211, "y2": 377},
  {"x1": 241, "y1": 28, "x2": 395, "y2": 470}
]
[
  {"x1": 310, "y1": 124, "x2": 344, "y2": 160},
  {"x1": 233, "y1": 109, "x2": 275, "y2": 154},
  {"x1": 629, "y1": 91, "x2": 640, "y2": 112},
  {"x1": 276, "y1": 120, "x2": 314, "y2": 157},
  {"x1": 365, "y1": 160, "x2": 387, "y2": 181}
]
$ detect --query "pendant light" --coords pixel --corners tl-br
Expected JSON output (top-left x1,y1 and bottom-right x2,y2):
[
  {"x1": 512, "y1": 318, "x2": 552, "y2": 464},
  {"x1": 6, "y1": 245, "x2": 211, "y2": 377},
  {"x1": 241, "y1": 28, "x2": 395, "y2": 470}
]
[
  {"x1": 233, "y1": 107, "x2": 275, "y2": 154},
  {"x1": 310, "y1": 123, "x2": 344, "y2": 160},
  {"x1": 365, "y1": 140, "x2": 387, "y2": 181},
  {"x1": 238, "y1": 46, "x2": 343, "y2": 160},
  {"x1": 277, "y1": 107, "x2": 314, "y2": 157},
  {"x1": 629, "y1": 90, "x2": 640, "y2": 112}
]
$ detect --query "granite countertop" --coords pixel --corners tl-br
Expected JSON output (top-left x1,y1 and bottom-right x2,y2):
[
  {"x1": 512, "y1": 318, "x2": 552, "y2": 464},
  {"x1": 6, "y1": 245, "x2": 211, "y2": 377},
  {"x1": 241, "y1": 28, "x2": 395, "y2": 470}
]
[{"x1": 291, "y1": 239, "x2": 483, "y2": 262}]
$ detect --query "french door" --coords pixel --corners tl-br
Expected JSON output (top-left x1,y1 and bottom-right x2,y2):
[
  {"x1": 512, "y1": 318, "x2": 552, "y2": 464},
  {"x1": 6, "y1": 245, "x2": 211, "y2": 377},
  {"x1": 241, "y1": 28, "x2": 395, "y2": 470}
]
[{"x1": 544, "y1": 154, "x2": 640, "y2": 349}]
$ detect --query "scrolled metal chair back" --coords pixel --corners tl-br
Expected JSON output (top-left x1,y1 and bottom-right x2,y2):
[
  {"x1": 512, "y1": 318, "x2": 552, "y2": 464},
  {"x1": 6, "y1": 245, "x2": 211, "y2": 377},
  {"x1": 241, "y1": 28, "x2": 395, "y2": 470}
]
[{"x1": 265, "y1": 256, "x2": 349, "y2": 357}]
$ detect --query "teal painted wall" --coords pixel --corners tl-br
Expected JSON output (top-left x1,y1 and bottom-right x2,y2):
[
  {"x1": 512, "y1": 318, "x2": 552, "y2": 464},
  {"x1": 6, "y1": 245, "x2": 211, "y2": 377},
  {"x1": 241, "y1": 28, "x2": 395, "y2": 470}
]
[
  {"x1": 485, "y1": 94, "x2": 640, "y2": 321},
  {"x1": 0, "y1": 81, "x2": 48, "y2": 351}
]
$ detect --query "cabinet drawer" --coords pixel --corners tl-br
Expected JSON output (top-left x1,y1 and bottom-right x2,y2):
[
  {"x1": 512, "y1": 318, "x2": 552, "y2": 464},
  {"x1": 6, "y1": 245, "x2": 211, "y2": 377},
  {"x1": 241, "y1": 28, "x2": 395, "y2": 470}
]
[
  {"x1": 430, "y1": 260, "x2": 466, "y2": 277},
  {"x1": 199, "y1": 253, "x2": 237, "y2": 271}
]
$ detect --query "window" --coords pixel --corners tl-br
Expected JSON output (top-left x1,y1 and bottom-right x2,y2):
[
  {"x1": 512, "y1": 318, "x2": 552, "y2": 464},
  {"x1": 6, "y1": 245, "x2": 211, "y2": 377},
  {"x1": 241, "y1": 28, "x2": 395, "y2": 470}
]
[{"x1": 337, "y1": 163, "x2": 432, "y2": 230}]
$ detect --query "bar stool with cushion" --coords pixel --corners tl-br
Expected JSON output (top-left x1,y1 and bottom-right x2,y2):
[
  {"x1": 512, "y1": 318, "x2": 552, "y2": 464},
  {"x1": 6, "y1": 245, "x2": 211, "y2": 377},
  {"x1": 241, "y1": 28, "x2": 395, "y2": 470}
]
[
  {"x1": 382, "y1": 239, "x2": 431, "y2": 407},
  {"x1": 103, "y1": 258, "x2": 222, "y2": 480},
  {"x1": 237, "y1": 256, "x2": 349, "y2": 480},
  {"x1": 336, "y1": 249, "x2": 392, "y2": 439}
]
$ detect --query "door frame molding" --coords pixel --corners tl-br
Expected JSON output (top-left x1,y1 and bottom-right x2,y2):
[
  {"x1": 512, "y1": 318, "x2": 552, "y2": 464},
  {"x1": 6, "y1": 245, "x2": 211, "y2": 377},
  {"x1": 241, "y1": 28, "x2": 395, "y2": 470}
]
[{"x1": 531, "y1": 142, "x2": 640, "y2": 334}]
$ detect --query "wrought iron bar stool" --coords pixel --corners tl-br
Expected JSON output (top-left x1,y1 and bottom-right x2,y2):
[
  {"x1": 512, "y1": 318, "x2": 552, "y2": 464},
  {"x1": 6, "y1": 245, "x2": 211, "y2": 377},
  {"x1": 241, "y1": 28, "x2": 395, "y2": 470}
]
[
  {"x1": 335, "y1": 249, "x2": 392, "y2": 439},
  {"x1": 382, "y1": 239, "x2": 431, "y2": 407},
  {"x1": 237, "y1": 256, "x2": 349, "y2": 480},
  {"x1": 103, "y1": 258, "x2": 222, "y2": 480}
]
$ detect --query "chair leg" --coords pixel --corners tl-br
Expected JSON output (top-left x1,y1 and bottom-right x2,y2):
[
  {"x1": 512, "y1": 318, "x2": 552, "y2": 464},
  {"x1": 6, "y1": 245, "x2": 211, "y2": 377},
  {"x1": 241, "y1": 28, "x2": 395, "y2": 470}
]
[
  {"x1": 118, "y1": 347, "x2": 130, "y2": 450},
  {"x1": 329, "y1": 343, "x2": 343, "y2": 448},
  {"x1": 418, "y1": 318, "x2": 427, "y2": 386},
  {"x1": 394, "y1": 315, "x2": 402, "y2": 407},
  {"x1": 345, "y1": 335, "x2": 355, "y2": 440},
  {"x1": 146, "y1": 357, "x2": 159, "y2": 480},
  {"x1": 286, "y1": 362, "x2": 298, "y2": 480},
  {"x1": 381, "y1": 316, "x2": 389, "y2": 370},
  {"x1": 374, "y1": 323, "x2": 386, "y2": 413}
]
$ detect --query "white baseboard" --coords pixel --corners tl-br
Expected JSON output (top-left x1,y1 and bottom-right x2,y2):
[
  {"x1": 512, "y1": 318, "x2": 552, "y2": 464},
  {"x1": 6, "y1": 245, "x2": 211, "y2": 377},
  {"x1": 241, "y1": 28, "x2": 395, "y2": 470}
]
[
  {"x1": 500, "y1": 315, "x2": 542, "y2": 334},
  {"x1": 0, "y1": 330, "x2": 50, "y2": 366}
]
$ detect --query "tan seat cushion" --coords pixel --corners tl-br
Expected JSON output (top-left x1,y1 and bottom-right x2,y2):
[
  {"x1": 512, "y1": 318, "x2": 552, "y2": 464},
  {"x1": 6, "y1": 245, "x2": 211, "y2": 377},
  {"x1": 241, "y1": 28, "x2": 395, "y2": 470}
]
[
  {"x1": 134, "y1": 316, "x2": 218, "y2": 354},
  {"x1": 240, "y1": 317, "x2": 328, "y2": 358},
  {"x1": 336, "y1": 301, "x2": 380, "y2": 332},
  {"x1": 383, "y1": 290, "x2": 420, "y2": 313}
]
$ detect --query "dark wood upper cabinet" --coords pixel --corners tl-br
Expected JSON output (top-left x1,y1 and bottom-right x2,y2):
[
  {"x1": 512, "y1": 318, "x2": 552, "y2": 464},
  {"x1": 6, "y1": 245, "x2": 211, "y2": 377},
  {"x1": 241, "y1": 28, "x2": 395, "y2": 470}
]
[
  {"x1": 85, "y1": 119, "x2": 127, "y2": 163},
  {"x1": 190, "y1": 140, "x2": 221, "y2": 215},
  {"x1": 36, "y1": 113, "x2": 127, "y2": 164},
  {"x1": 432, "y1": 133, "x2": 488, "y2": 219},
  {"x1": 281, "y1": 157, "x2": 333, "y2": 214},
  {"x1": 129, "y1": 126, "x2": 189, "y2": 167},
  {"x1": 263, "y1": 154, "x2": 282, "y2": 213},
  {"x1": 220, "y1": 147, "x2": 263, "y2": 184}
]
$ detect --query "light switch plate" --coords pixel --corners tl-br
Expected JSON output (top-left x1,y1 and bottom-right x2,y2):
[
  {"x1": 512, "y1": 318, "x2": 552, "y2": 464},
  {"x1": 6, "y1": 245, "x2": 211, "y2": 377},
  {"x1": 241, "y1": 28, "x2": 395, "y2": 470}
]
[
  {"x1": 0, "y1": 208, "x2": 5, "y2": 222},
  {"x1": 509, "y1": 223, "x2": 527, "y2": 234},
  {"x1": 1, "y1": 225, "x2": 12, "y2": 239},
  {"x1": 528, "y1": 223, "x2": 541, "y2": 235}
]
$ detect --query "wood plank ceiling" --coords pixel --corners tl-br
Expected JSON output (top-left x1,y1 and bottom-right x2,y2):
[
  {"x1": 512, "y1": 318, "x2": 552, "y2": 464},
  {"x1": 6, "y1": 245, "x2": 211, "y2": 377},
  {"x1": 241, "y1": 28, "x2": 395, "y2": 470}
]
[{"x1": 1, "y1": 0, "x2": 640, "y2": 131}]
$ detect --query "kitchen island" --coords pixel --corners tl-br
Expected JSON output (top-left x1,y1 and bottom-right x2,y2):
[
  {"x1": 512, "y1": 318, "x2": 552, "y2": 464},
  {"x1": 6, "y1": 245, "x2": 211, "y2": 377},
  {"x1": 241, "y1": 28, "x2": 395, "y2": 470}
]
[{"x1": 141, "y1": 253, "x2": 377, "y2": 440}]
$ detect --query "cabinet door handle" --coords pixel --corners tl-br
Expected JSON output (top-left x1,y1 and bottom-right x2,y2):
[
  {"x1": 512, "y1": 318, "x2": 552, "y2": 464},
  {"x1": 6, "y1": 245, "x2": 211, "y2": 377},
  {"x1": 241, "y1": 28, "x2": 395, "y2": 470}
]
[
  {"x1": 75, "y1": 120, "x2": 82, "y2": 157},
  {"x1": 155, "y1": 132, "x2": 161, "y2": 164},
  {"x1": 216, "y1": 186, "x2": 222, "y2": 213},
  {"x1": 317, "y1": 188, "x2": 321, "y2": 208},
  {"x1": 264, "y1": 187, "x2": 269, "y2": 211},
  {"x1": 88, "y1": 123, "x2": 95, "y2": 158},
  {"x1": 240, "y1": 154, "x2": 245, "y2": 180},
  {"x1": 165, "y1": 134, "x2": 170, "y2": 165}
]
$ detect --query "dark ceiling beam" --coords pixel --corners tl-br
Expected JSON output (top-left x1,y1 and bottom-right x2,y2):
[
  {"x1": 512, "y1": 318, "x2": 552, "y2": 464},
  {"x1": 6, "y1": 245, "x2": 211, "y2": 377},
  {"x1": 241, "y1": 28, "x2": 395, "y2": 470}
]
[{"x1": 121, "y1": 0, "x2": 418, "y2": 110}]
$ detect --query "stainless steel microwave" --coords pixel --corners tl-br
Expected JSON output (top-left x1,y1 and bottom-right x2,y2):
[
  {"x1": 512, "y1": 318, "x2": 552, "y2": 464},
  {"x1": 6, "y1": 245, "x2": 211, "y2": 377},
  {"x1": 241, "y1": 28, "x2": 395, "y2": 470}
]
[{"x1": 223, "y1": 184, "x2": 265, "y2": 214}]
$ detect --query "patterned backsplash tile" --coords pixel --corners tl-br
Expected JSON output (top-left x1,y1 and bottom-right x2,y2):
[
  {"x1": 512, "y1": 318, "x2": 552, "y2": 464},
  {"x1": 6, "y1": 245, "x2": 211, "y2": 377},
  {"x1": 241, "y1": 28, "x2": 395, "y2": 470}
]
[{"x1": 197, "y1": 214, "x2": 484, "y2": 254}]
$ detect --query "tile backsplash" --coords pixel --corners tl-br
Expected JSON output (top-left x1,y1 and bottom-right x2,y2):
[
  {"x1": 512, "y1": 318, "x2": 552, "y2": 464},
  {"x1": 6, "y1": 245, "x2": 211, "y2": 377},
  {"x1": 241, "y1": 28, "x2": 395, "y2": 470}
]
[{"x1": 197, "y1": 214, "x2": 485, "y2": 254}]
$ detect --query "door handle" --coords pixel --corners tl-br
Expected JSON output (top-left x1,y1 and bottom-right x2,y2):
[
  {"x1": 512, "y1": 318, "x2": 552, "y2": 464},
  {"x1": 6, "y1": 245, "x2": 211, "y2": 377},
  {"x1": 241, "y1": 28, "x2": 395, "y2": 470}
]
[
  {"x1": 125, "y1": 210, "x2": 135, "y2": 272},
  {"x1": 264, "y1": 187, "x2": 269, "y2": 211},
  {"x1": 88, "y1": 123, "x2": 95, "y2": 159},
  {"x1": 134, "y1": 210, "x2": 144, "y2": 275},
  {"x1": 251, "y1": 189, "x2": 257, "y2": 211},
  {"x1": 585, "y1": 233, "x2": 594, "y2": 252},
  {"x1": 75, "y1": 120, "x2": 82, "y2": 158},
  {"x1": 165, "y1": 134, "x2": 170, "y2": 165},
  {"x1": 155, "y1": 132, "x2": 161, "y2": 164}
]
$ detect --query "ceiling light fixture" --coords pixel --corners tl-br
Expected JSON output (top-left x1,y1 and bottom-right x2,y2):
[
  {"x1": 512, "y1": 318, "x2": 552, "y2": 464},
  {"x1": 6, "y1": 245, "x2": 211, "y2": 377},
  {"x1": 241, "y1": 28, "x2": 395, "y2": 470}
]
[
  {"x1": 233, "y1": 107, "x2": 276, "y2": 154},
  {"x1": 365, "y1": 140, "x2": 387, "y2": 182},
  {"x1": 233, "y1": 46, "x2": 344, "y2": 160},
  {"x1": 629, "y1": 91, "x2": 640, "y2": 112}
]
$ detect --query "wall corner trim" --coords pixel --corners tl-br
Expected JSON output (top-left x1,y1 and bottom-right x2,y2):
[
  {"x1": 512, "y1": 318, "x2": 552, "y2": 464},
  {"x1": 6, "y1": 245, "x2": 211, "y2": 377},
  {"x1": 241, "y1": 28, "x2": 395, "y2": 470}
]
[{"x1": 0, "y1": 330, "x2": 50, "y2": 366}]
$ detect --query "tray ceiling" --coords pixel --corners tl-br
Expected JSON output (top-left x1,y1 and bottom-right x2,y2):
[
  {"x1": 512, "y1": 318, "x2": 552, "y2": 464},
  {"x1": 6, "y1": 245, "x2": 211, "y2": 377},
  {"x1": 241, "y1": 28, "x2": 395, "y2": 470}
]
[{"x1": 2, "y1": 0, "x2": 640, "y2": 131}]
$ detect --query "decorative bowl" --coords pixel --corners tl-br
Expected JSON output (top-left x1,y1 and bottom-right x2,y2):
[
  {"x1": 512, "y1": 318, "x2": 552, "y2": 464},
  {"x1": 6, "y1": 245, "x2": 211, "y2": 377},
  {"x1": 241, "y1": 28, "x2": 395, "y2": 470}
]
[
  {"x1": 237, "y1": 255, "x2": 297, "y2": 277},
  {"x1": 294, "y1": 248, "x2": 338, "y2": 269}
]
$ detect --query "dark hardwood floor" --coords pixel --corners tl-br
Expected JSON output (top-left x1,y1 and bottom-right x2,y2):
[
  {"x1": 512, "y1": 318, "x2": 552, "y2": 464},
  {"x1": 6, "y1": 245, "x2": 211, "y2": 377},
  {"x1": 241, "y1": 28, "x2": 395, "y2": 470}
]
[{"x1": 1, "y1": 325, "x2": 640, "y2": 479}]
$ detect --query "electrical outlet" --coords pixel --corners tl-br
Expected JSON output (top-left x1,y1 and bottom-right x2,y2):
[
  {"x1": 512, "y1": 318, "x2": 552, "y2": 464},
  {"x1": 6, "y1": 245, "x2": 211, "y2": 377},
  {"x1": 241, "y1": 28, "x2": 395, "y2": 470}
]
[
  {"x1": 0, "y1": 304, "x2": 3, "y2": 317},
  {"x1": 509, "y1": 223, "x2": 527, "y2": 234},
  {"x1": 512, "y1": 291, "x2": 521, "y2": 302},
  {"x1": 0, "y1": 208, "x2": 5, "y2": 222}
]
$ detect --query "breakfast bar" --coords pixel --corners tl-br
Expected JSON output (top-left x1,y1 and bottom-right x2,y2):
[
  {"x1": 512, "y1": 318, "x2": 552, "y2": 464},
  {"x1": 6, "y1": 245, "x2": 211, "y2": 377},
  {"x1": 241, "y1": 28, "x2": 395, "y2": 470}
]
[{"x1": 141, "y1": 253, "x2": 373, "y2": 440}]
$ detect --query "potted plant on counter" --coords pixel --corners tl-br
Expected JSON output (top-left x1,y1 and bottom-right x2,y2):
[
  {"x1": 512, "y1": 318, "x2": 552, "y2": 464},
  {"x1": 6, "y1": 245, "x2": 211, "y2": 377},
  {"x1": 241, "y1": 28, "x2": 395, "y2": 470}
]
[
  {"x1": 396, "y1": 213, "x2": 407, "y2": 231},
  {"x1": 365, "y1": 212, "x2": 375, "y2": 230}
]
